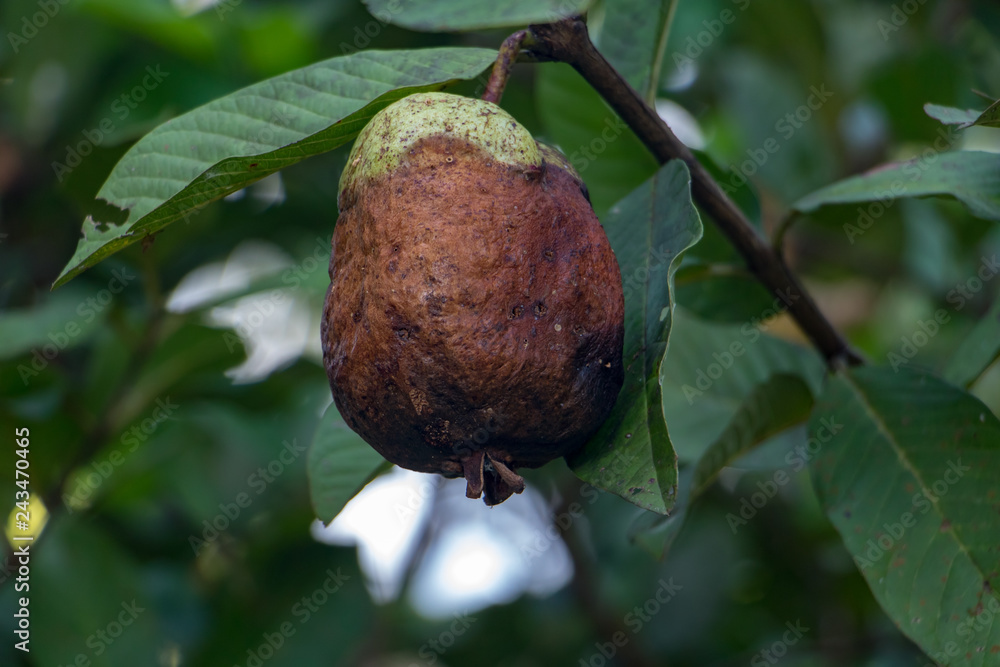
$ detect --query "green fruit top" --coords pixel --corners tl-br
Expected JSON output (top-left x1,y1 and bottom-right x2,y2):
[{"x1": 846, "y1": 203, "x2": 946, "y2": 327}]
[{"x1": 338, "y1": 92, "x2": 543, "y2": 193}]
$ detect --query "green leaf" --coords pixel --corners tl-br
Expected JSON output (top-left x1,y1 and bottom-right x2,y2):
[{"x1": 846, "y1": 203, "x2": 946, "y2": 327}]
[
  {"x1": 944, "y1": 296, "x2": 1000, "y2": 389},
  {"x1": 924, "y1": 103, "x2": 984, "y2": 127},
  {"x1": 34, "y1": 516, "x2": 162, "y2": 667},
  {"x1": 924, "y1": 100, "x2": 1000, "y2": 129},
  {"x1": 631, "y1": 374, "x2": 815, "y2": 558},
  {"x1": 598, "y1": 0, "x2": 677, "y2": 102},
  {"x1": 809, "y1": 366, "x2": 1000, "y2": 665},
  {"x1": 628, "y1": 465, "x2": 691, "y2": 558},
  {"x1": 661, "y1": 308, "x2": 826, "y2": 462},
  {"x1": 363, "y1": 0, "x2": 591, "y2": 32},
  {"x1": 308, "y1": 402, "x2": 389, "y2": 523},
  {"x1": 0, "y1": 287, "x2": 107, "y2": 361},
  {"x1": 690, "y1": 374, "x2": 814, "y2": 498},
  {"x1": 674, "y1": 265, "x2": 776, "y2": 323},
  {"x1": 792, "y1": 151, "x2": 1000, "y2": 223},
  {"x1": 53, "y1": 47, "x2": 499, "y2": 289},
  {"x1": 535, "y1": 63, "x2": 659, "y2": 216},
  {"x1": 567, "y1": 160, "x2": 703, "y2": 515},
  {"x1": 974, "y1": 97, "x2": 1000, "y2": 128}
]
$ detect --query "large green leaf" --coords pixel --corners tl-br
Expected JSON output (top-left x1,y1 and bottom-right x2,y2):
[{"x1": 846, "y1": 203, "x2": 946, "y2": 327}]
[
  {"x1": 54, "y1": 47, "x2": 499, "y2": 288},
  {"x1": 567, "y1": 160, "x2": 702, "y2": 514},
  {"x1": 535, "y1": 62, "x2": 659, "y2": 216},
  {"x1": 661, "y1": 308, "x2": 826, "y2": 462},
  {"x1": 598, "y1": 0, "x2": 677, "y2": 102},
  {"x1": 944, "y1": 296, "x2": 1000, "y2": 389},
  {"x1": 363, "y1": 0, "x2": 591, "y2": 32},
  {"x1": 689, "y1": 374, "x2": 814, "y2": 498},
  {"x1": 792, "y1": 151, "x2": 1000, "y2": 223},
  {"x1": 810, "y1": 366, "x2": 1000, "y2": 665},
  {"x1": 632, "y1": 374, "x2": 815, "y2": 558},
  {"x1": 308, "y1": 403, "x2": 390, "y2": 524}
]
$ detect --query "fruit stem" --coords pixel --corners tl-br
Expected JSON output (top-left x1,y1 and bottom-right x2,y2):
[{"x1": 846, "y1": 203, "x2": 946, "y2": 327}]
[
  {"x1": 488, "y1": 457, "x2": 526, "y2": 495},
  {"x1": 521, "y1": 17, "x2": 863, "y2": 369},
  {"x1": 462, "y1": 450, "x2": 486, "y2": 499},
  {"x1": 482, "y1": 30, "x2": 527, "y2": 105}
]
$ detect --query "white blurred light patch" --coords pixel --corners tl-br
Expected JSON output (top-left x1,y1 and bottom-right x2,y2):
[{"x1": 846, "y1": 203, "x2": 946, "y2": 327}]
[
  {"x1": 664, "y1": 58, "x2": 698, "y2": 92},
  {"x1": 407, "y1": 480, "x2": 573, "y2": 618},
  {"x1": 167, "y1": 240, "x2": 290, "y2": 313},
  {"x1": 838, "y1": 100, "x2": 888, "y2": 154},
  {"x1": 167, "y1": 240, "x2": 319, "y2": 383},
  {"x1": 312, "y1": 468, "x2": 436, "y2": 603},
  {"x1": 209, "y1": 293, "x2": 315, "y2": 383},
  {"x1": 961, "y1": 126, "x2": 1000, "y2": 154},
  {"x1": 655, "y1": 99, "x2": 705, "y2": 150},
  {"x1": 312, "y1": 470, "x2": 574, "y2": 619},
  {"x1": 27, "y1": 61, "x2": 68, "y2": 144},
  {"x1": 223, "y1": 172, "x2": 287, "y2": 208},
  {"x1": 171, "y1": 0, "x2": 222, "y2": 17}
]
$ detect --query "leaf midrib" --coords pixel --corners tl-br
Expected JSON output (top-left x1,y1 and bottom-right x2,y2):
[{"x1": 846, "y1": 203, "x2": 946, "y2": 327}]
[{"x1": 842, "y1": 371, "x2": 984, "y2": 581}]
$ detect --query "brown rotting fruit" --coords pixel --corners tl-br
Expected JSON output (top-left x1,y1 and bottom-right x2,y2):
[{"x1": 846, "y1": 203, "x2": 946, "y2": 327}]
[{"x1": 322, "y1": 92, "x2": 624, "y2": 505}]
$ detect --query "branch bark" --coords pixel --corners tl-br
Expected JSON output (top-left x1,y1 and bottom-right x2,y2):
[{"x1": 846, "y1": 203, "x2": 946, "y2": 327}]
[{"x1": 523, "y1": 17, "x2": 862, "y2": 368}]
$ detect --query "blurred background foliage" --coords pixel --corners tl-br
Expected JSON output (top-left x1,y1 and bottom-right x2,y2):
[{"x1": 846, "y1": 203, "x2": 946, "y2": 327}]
[{"x1": 1, "y1": 0, "x2": 999, "y2": 665}]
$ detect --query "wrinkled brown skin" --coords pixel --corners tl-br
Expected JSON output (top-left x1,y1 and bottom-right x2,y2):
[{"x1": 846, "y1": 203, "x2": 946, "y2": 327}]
[{"x1": 322, "y1": 134, "x2": 624, "y2": 505}]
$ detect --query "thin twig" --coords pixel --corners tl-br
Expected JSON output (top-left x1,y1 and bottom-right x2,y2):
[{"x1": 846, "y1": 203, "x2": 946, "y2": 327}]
[
  {"x1": 772, "y1": 210, "x2": 801, "y2": 255},
  {"x1": 523, "y1": 17, "x2": 863, "y2": 369},
  {"x1": 482, "y1": 30, "x2": 527, "y2": 104}
]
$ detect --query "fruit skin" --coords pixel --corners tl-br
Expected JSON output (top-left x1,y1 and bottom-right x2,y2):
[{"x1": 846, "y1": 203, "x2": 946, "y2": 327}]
[{"x1": 322, "y1": 92, "x2": 624, "y2": 505}]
